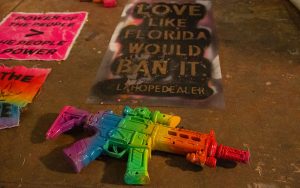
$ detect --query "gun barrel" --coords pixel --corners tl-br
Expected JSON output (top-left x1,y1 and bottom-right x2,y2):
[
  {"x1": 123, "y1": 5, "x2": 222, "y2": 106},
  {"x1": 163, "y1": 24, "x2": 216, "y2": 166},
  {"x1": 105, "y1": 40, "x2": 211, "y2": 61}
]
[{"x1": 216, "y1": 144, "x2": 250, "y2": 164}]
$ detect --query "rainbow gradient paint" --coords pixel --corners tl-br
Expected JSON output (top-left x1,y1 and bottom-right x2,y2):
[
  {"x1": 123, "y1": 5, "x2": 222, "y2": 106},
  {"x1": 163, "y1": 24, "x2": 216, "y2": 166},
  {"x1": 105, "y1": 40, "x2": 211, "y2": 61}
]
[
  {"x1": 0, "y1": 65, "x2": 51, "y2": 107},
  {"x1": 0, "y1": 102, "x2": 20, "y2": 129},
  {"x1": 46, "y1": 106, "x2": 250, "y2": 185}
]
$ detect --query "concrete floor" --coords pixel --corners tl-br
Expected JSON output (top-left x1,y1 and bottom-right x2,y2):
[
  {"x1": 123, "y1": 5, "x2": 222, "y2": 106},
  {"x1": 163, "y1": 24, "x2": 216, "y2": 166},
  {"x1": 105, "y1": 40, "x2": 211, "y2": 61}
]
[{"x1": 0, "y1": 0, "x2": 299, "y2": 187}]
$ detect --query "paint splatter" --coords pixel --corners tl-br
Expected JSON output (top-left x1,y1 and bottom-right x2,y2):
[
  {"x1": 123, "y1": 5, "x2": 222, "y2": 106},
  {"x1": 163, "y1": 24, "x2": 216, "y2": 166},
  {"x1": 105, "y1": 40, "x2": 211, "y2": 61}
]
[{"x1": 0, "y1": 65, "x2": 51, "y2": 107}]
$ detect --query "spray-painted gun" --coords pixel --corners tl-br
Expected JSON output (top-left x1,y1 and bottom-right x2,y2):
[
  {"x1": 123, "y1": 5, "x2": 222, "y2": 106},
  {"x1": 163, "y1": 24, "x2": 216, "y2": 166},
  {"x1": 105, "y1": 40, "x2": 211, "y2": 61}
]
[{"x1": 46, "y1": 106, "x2": 250, "y2": 185}]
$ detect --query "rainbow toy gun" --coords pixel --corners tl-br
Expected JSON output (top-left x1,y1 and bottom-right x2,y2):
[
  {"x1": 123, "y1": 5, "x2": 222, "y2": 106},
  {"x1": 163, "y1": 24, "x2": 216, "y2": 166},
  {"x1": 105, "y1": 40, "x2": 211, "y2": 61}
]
[{"x1": 46, "y1": 106, "x2": 250, "y2": 185}]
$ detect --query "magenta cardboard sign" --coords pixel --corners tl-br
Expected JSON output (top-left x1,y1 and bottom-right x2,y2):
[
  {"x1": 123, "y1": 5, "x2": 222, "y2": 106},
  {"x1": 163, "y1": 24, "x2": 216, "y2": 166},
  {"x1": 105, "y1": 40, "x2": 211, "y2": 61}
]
[{"x1": 0, "y1": 12, "x2": 87, "y2": 61}]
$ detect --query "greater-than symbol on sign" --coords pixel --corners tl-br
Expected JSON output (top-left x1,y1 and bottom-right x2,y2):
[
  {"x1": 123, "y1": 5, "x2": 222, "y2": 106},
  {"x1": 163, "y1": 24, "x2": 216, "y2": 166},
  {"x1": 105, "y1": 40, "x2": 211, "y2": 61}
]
[{"x1": 25, "y1": 29, "x2": 44, "y2": 37}]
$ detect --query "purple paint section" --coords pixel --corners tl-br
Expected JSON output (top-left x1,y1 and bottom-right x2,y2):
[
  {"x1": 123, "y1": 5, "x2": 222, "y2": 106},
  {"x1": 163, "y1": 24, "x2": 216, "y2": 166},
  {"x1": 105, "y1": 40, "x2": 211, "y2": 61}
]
[
  {"x1": 46, "y1": 106, "x2": 123, "y2": 173},
  {"x1": 46, "y1": 105, "x2": 108, "y2": 172},
  {"x1": 62, "y1": 111, "x2": 110, "y2": 173},
  {"x1": 46, "y1": 106, "x2": 90, "y2": 139},
  {"x1": 63, "y1": 135, "x2": 106, "y2": 173},
  {"x1": 63, "y1": 137, "x2": 93, "y2": 173}
]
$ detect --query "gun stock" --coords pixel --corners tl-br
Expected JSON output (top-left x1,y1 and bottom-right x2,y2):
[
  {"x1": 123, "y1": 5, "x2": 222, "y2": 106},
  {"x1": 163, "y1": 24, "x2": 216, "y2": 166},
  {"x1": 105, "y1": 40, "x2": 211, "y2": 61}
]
[{"x1": 46, "y1": 106, "x2": 90, "y2": 139}]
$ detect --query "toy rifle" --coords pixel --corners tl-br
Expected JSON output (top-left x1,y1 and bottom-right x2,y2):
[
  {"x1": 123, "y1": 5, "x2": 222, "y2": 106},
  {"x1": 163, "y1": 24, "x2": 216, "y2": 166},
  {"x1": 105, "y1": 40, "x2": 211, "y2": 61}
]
[{"x1": 46, "y1": 106, "x2": 250, "y2": 185}]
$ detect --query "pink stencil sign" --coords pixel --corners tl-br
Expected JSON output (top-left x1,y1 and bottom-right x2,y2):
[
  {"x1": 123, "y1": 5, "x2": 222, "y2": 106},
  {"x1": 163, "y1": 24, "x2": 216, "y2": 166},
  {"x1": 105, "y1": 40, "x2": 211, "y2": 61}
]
[{"x1": 0, "y1": 12, "x2": 87, "y2": 61}]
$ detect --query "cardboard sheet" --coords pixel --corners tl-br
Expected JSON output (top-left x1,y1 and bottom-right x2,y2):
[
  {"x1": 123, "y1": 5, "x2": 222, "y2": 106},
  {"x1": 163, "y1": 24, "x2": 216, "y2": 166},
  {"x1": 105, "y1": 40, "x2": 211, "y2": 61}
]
[
  {"x1": 0, "y1": 12, "x2": 88, "y2": 61},
  {"x1": 0, "y1": 102, "x2": 20, "y2": 129},
  {"x1": 0, "y1": 65, "x2": 51, "y2": 107},
  {"x1": 88, "y1": 0, "x2": 223, "y2": 107}
]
